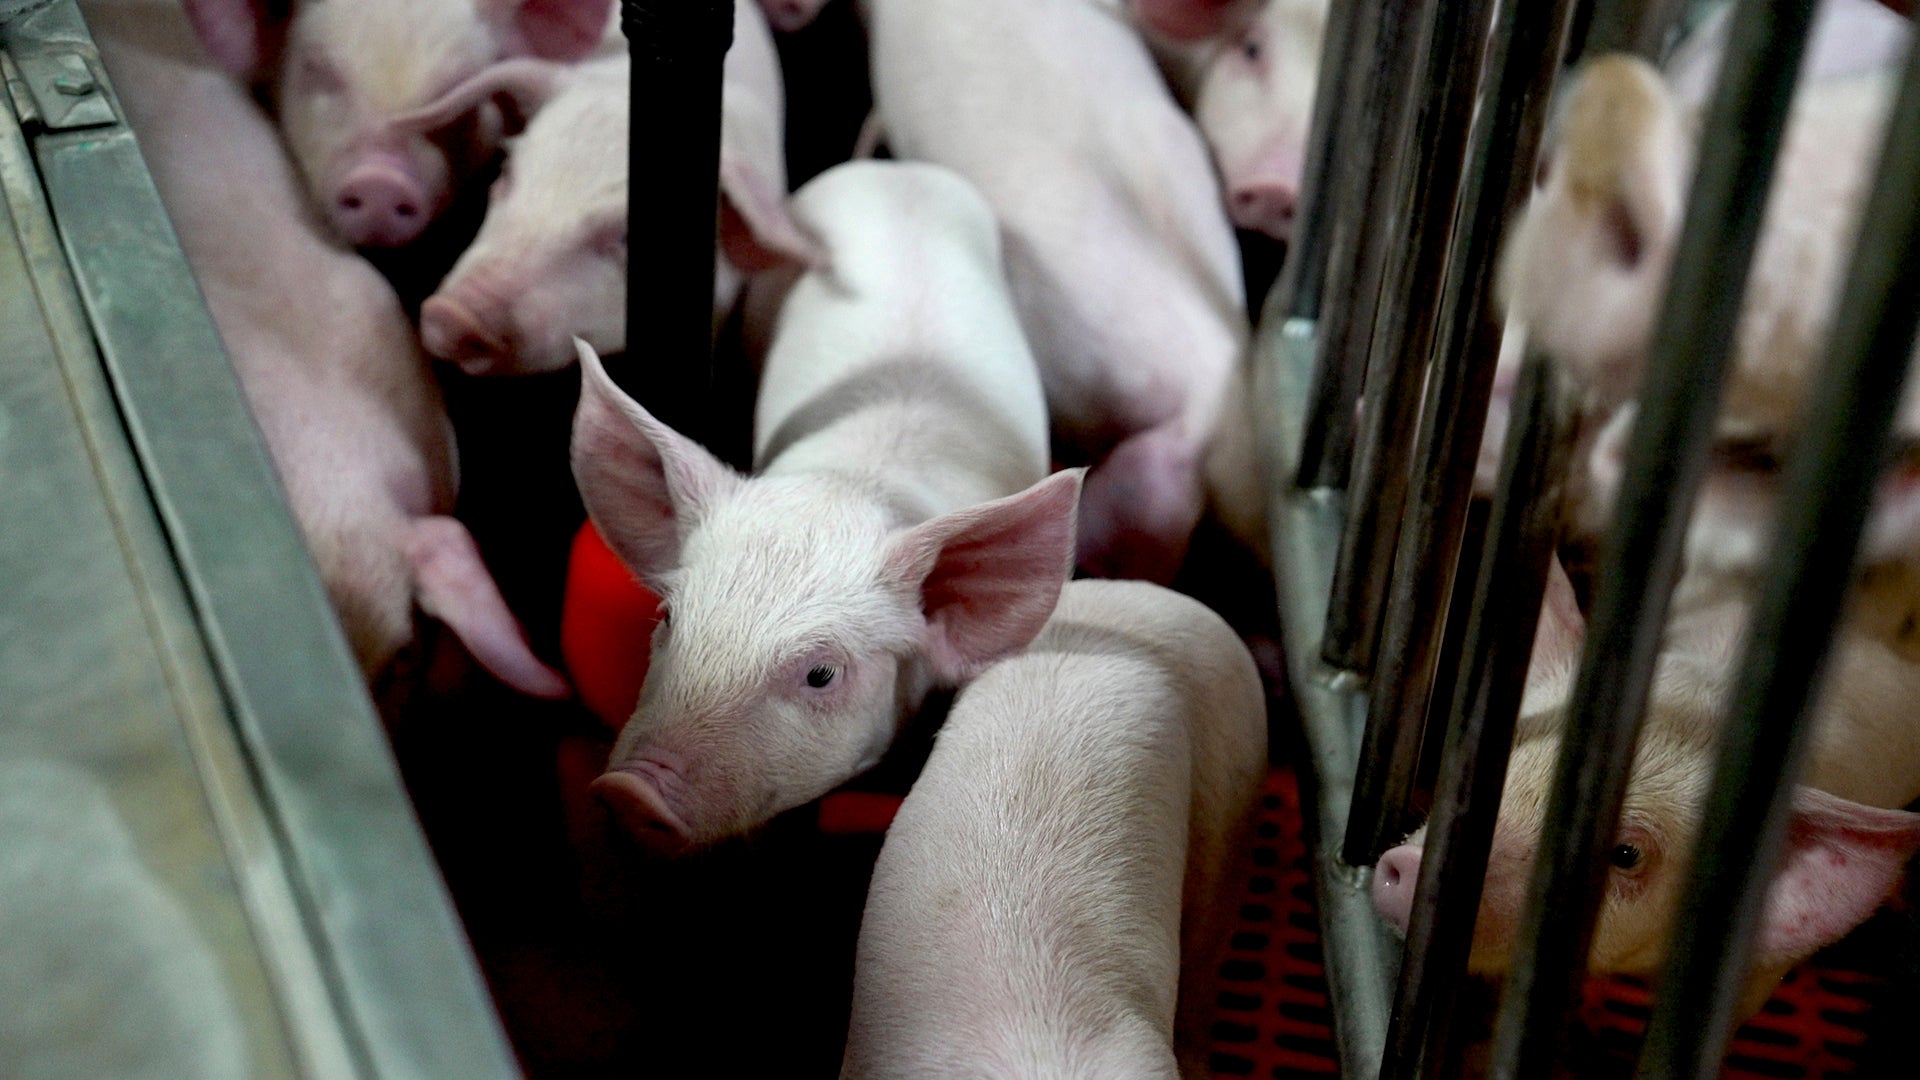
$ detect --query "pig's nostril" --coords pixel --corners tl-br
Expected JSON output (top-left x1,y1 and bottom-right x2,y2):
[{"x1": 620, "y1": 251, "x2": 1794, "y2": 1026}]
[
  {"x1": 1382, "y1": 862, "x2": 1402, "y2": 888},
  {"x1": 395, "y1": 202, "x2": 418, "y2": 218},
  {"x1": 341, "y1": 195, "x2": 363, "y2": 211}
]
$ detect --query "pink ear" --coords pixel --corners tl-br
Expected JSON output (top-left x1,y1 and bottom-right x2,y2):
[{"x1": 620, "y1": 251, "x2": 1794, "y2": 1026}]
[
  {"x1": 718, "y1": 156, "x2": 823, "y2": 273},
  {"x1": 570, "y1": 340, "x2": 743, "y2": 583},
  {"x1": 1756, "y1": 786, "x2": 1920, "y2": 965},
  {"x1": 1529, "y1": 554, "x2": 1586, "y2": 672},
  {"x1": 885, "y1": 470, "x2": 1084, "y2": 683},
  {"x1": 486, "y1": 0, "x2": 615, "y2": 62},
  {"x1": 387, "y1": 58, "x2": 562, "y2": 135},
  {"x1": 183, "y1": 0, "x2": 287, "y2": 80}
]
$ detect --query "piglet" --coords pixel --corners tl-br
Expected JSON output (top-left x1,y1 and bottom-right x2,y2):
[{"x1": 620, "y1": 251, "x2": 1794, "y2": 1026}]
[
  {"x1": 1191, "y1": 0, "x2": 1327, "y2": 240},
  {"x1": 865, "y1": 0, "x2": 1259, "y2": 583},
  {"x1": 183, "y1": 0, "x2": 616, "y2": 249},
  {"x1": 410, "y1": 0, "x2": 812, "y2": 373},
  {"x1": 1371, "y1": 560, "x2": 1920, "y2": 1016},
  {"x1": 92, "y1": 0, "x2": 566, "y2": 698},
  {"x1": 840, "y1": 580, "x2": 1268, "y2": 1079},
  {"x1": 573, "y1": 161, "x2": 1074, "y2": 852}
]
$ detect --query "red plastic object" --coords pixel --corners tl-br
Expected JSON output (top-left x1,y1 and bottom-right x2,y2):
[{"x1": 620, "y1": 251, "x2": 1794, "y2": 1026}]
[{"x1": 560, "y1": 521, "x2": 662, "y2": 732}]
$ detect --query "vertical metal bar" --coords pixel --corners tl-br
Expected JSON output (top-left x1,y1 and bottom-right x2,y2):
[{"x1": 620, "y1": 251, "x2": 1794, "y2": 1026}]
[
  {"x1": 623, "y1": 0, "x2": 733, "y2": 442},
  {"x1": 1290, "y1": 0, "x2": 1397, "y2": 488},
  {"x1": 1267, "y1": 0, "x2": 1365, "y2": 327},
  {"x1": 1322, "y1": 0, "x2": 1488, "y2": 674},
  {"x1": 1341, "y1": 0, "x2": 1580, "y2": 865},
  {"x1": 1381, "y1": 349, "x2": 1570, "y2": 1080},
  {"x1": 1487, "y1": 4, "x2": 1819, "y2": 1074},
  {"x1": 1580, "y1": 0, "x2": 1688, "y2": 59},
  {"x1": 1637, "y1": 37, "x2": 1920, "y2": 1078}
]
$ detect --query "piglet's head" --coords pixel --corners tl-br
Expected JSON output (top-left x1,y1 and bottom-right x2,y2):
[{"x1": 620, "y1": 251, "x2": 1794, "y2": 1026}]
[
  {"x1": 185, "y1": 0, "x2": 614, "y2": 249},
  {"x1": 570, "y1": 343, "x2": 1080, "y2": 853},
  {"x1": 1499, "y1": 55, "x2": 1690, "y2": 405},
  {"x1": 1193, "y1": 0, "x2": 1326, "y2": 241}
]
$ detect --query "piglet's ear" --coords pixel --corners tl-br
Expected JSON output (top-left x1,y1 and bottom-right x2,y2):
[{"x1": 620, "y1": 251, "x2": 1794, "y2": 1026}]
[
  {"x1": 485, "y1": 0, "x2": 616, "y2": 62},
  {"x1": 388, "y1": 59, "x2": 562, "y2": 136},
  {"x1": 183, "y1": 0, "x2": 290, "y2": 81},
  {"x1": 1543, "y1": 55, "x2": 1686, "y2": 275},
  {"x1": 1530, "y1": 554, "x2": 1586, "y2": 673},
  {"x1": 1755, "y1": 786, "x2": 1920, "y2": 967},
  {"x1": 885, "y1": 470, "x2": 1084, "y2": 683},
  {"x1": 571, "y1": 340, "x2": 743, "y2": 585},
  {"x1": 718, "y1": 156, "x2": 824, "y2": 273}
]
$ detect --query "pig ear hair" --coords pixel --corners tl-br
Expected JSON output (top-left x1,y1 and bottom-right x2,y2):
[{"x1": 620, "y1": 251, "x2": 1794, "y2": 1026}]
[
  {"x1": 389, "y1": 59, "x2": 564, "y2": 137},
  {"x1": 718, "y1": 156, "x2": 826, "y2": 273},
  {"x1": 571, "y1": 339, "x2": 744, "y2": 584},
  {"x1": 484, "y1": 0, "x2": 616, "y2": 62},
  {"x1": 183, "y1": 0, "x2": 292, "y2": 81},
  {"x1": 884, "y1": 470, "x2": 1084, "y2": 684},
  {"x1": 1755, "y1": 786, "x2": 1920, "y2": 966}
]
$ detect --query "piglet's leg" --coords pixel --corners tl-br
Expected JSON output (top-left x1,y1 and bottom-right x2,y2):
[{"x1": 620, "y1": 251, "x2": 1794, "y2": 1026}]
[
  {"x1": 405, "y1": 516, "x2": 571, "y2": 699},
  {"x1": 1077, "y1": 423, "x2": 1206, "y2": 584}
]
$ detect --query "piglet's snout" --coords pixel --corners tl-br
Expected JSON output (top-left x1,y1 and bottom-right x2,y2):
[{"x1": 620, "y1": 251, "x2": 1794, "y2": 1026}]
[
  {"x1": 592, "y1": 754, "x2": 696, "y2": 855},
  {"x1": 1228, "y1": 178, "x2": 1299, "y2": 240},
  {"x1": 420, "y1": 295, "x2": 511, "y2": 372},
  {"x1": 332, "y1": 159, "x2": 431, "y2": 248},
  {"x1": 1371, "y1": 843, "x2": 1422, "y2": 934}
]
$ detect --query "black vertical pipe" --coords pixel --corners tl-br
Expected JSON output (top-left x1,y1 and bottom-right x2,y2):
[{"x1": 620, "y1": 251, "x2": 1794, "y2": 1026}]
[
  {"x1": 1341, "y1": 0, "x2": 1579, "y2": 865},
  {"x1": 1297, "y1": 0, "x2": 1390, "y2": 488},
  {"x1": 1487, "y1": 4, "x2": 1819, "y2": 1075},
  {"x1": 1637, "y1": 37, "x2": 1920, "y2": 1078},
  {"x1": 1268, "y1": 0, "x2": 1366, "y2": 327},
  {"x1": 1380, "y1": 348, "x2": 1570, "y2": 1080},
  {"x1": 1321, "y1": 0, "x2": 1486, "y2": 674},
  {"x1": 623, "y1": 0, "x2": 734, "y2": 443}
]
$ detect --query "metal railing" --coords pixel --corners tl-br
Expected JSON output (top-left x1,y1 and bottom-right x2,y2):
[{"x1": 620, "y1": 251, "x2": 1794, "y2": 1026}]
[{"x1": 1256, "y1": 0, "x2": 1920, "y2": 1074}]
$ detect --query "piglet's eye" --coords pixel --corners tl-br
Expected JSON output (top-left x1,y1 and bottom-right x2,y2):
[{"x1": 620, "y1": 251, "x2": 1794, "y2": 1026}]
[
  {"x1": 805, "y1": 664, "x2": 837, "y2": 689},
  {"x1": 1240, "y1": 37, "x2": 1261, "y2": 62},
  {"x1": 1609, "y1": 843, "x2": 1644, "y2": 871}
]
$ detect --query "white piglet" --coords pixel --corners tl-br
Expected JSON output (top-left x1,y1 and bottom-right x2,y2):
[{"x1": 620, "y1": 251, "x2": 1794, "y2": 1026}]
[
  {"x1": 1372, "y1": 561, "x2": 1920, "y2": 1016},
  {"x1": 865, "y1": 0, "x2": 1257, "y2": 583},
  {"x1": 411, "y1": 0, "x2": 813, "y2": 373},
  {"x1": 90, "y1": 0, "x2": 566, "y2": 698},
  {"x1": 1192, "y1": 0, "x2": 1329, "y2": 240},
  {"x1": 183, "y1": 0, "x2": 617, "y2": 248},
  {"x1": 841, "y1": 580, "x2": 1267, "y2": 1080},
  {"x1": 572, "y1": 161, "x2": 1077, "y2": 852}
]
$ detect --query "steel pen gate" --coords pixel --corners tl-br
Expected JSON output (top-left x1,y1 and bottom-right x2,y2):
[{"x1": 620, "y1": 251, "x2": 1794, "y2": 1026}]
[{"x1": 1251, "y1": 0, "x2": 1920, "y2": 1076}]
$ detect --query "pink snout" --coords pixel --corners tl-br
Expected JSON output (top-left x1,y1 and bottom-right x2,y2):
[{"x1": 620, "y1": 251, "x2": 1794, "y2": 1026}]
[
  {"x1": 1371, "y1": 843, "x2": 1422, "y2": 934},
  {"x1": 591, "y1": 755, "x2": 695, "y2": 856},
  {"x1": 332, "y1": 163, "x2": 430, "y2": 248},
  {"x1": 420, "y1": 295, "x2": 511, "y2": 373},
  {"x1": 1229, "y1": 178, "x2": 1300, "y2": 240}
]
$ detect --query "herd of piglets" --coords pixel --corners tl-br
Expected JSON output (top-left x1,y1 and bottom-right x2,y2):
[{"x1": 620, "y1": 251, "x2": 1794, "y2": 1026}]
[
  {"x1": 83, "y1": 0, "x2": 1920, "y2": 1066},
  {"x1": 87, "y1": 0, "x2": 1324, "y2": 1072},
  {"x1": 1374, "y1": 0, "x2": 1920, "y2": 1022}
]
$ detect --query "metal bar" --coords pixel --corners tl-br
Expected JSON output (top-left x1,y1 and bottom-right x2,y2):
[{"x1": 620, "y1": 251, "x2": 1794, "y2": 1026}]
[
  {"x1": 623, "y1": 0, "x2": 732, "y2": 442},
  {"x1": 1341, "y1": 0, "x2": 1580, "y2": 865},
  {"x1": 1256, "y1": 313, "x2": 1401, "y2": 1076},
  {"x1": 1637, "y1": 36, "x2": 1920, "y2": 1078},
  {"x1": 1383, "y1": 349, "x2": 1570, "y2": 1080},
  {"x1": 1294, "y1": 0, "x2": 1415, "y2": 489},
  {"x1": 1487, "y1": 4, "x2": 1820, "y2": 1074},
  {"x1": 1268, "y1": 0, "x2": 1366, "y2": 328},
  {"x1": 1322, "y1": 0, "x2": 1490, "y2": 675}
]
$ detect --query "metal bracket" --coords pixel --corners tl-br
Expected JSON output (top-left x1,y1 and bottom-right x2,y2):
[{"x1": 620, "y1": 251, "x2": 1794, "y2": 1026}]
[{"x1": 9, "y1": 48, "x2": 111, "y2": 131}]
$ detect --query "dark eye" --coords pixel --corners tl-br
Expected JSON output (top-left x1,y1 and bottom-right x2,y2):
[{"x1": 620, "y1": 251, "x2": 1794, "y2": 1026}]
[
  {"x1": 1240, "y1": 37, "x2": 1261, "y2": 62},
  {"x1": 806, "y1": 664, "x2": 837, "y2": 688},
  {"x1": 1610, "y1": 843, "x2": 1643, "y2": 870}
]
